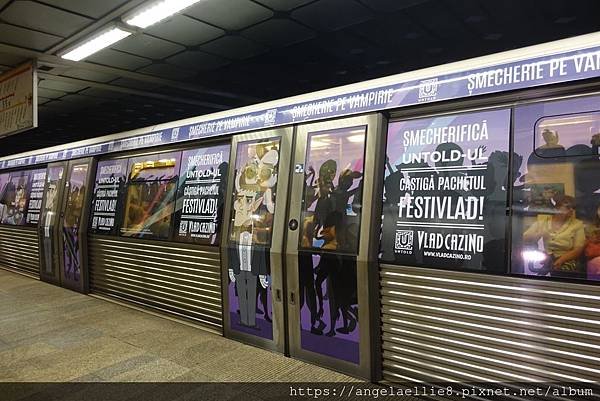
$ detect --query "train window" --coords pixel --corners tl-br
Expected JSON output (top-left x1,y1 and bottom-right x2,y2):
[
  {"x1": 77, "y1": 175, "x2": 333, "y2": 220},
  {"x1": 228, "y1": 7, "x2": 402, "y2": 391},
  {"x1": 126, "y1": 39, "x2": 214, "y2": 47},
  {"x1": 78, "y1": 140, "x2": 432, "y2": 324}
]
[
  {"x1": 298, "y1": 126, "x2": 366, "y2": 255},
  {"x1": 380, "y1": 109, "x2": 511, "y2": 273},
  {"x1": 173, "y1": 144, "x2": 230, "y2": 246},
  {"x1": 512, "y1": 95, "x2": 600, "y2": 281},
  {"x1": 227, "y1": 137, "x2": 280, "y2": 247},
  {"x1": 90, "y1": 159, "x2": 128, "y2": 235},
  {"x1": 0, "y1": 168, "x2": 46, "y2": 226},
  {"x1": 120, "y1": 151, "x2": 180, "y2": 240},
  {"x1": 534, "y1": 112, "x2": 600, "y2": 158}
]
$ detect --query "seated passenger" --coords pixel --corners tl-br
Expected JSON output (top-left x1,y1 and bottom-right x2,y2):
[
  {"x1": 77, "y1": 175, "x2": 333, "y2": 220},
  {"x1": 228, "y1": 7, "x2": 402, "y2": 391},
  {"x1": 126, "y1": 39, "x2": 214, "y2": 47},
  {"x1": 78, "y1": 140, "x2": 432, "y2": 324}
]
[
  {"x1": 523, "y1": 195, "x2": 585, "y2": 278},
  {"x1": 584, "y1": 204, "x2": 600, "y2": 279}
]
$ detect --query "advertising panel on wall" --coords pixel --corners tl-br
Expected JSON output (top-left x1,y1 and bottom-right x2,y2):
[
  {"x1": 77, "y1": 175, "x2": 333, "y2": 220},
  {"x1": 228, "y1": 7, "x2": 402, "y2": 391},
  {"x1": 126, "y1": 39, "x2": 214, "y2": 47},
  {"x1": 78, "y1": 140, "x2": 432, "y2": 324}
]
[
  {"x1": 381, "y1": 109, "x2": 511, "y2": 272},
  {"x1": 175, "y1": 144, "x2": 230, "y2": 245},
  {"x1": 90, "y1": 159, "x2": 128, "y2": 235},
  {"x1": 0, "y1": 62, "x2": 37, "y2": 138}
]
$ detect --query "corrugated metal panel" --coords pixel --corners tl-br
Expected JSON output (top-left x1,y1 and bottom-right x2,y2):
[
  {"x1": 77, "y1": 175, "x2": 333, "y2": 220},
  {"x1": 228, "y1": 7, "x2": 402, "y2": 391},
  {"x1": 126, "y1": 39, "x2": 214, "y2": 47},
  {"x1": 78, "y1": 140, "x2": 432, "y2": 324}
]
[
  {"x1": 88, "y1": 235, "x2": 223, "y2": 332},
  {"x1": 0, "y1": 225, "x2": 40, "y2": 278},
  {"x1": 381, "y1": 265, "x2": 600, "y2": 383}
]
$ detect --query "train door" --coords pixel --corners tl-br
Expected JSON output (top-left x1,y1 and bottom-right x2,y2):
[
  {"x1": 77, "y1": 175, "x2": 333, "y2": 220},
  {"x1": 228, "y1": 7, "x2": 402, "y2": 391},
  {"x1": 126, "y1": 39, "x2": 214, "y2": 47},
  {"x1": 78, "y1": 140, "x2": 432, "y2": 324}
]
[
  {"x1": 285, "y1": 115, "x2": 385, "y2": 378},
  {"x1": 220, "y1": 115, "x2": 385, "y2": 379},
  {"x1": 38, "y1": 162, "x2": 67, "y2": 284},
  {"x1": 220, "y1": 128, "x2": 293, "y2": 353},
  {"x1": 58, "y1": 158, "x2": 95, "y2": 293}
]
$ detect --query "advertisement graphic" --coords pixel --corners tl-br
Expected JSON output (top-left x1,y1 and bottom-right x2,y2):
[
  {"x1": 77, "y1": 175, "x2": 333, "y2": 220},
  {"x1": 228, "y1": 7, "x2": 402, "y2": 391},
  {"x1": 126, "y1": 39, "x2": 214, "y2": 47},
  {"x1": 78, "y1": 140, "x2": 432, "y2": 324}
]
[
  {"x1": 381, "y1": 109, "x2": 511, "y2": 272},
  {"x1": 175, "y1": 145, "x2": 230, "y2": 245},
  {"x1": 227, "y1": 138, "x2": 280, "y2": 340},
  {"x1": 90, "y1": 159, "x2": 128, "y2": 235},
  {"x1": 25, "y1": 169, "x2": 46, "y2": 225},
  {"x1": 297, "y1": 126, "x2": 365, "y2": 364},
  {"x1": 62, "y1": 164, "x2": 88, "y2": 283}
]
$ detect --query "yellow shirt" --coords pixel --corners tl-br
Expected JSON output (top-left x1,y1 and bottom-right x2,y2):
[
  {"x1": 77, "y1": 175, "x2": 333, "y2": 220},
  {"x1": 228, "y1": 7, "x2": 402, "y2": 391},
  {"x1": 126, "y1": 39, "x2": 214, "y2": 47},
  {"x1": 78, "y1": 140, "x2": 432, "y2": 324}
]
[{"x1": 524, "y1": 215, "x2": 585, "y2": 257}]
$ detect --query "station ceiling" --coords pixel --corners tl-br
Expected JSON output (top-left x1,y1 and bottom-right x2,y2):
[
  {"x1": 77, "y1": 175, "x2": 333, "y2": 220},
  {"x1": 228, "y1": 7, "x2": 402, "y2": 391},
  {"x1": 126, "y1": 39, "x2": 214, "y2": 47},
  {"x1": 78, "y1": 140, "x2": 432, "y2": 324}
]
[{"x1": 0, "y1": 0, "x2": 599, "y2": 157}]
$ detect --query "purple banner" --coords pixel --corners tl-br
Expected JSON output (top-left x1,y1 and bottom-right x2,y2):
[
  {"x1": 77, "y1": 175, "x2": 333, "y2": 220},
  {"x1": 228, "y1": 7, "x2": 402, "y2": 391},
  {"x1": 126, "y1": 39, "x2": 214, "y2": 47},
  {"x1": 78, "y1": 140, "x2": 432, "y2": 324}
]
[
  {"x1": 2, "y1": 45, "x2": 600, "y2": 170},
  {"x1": 90, "y1": 159, "x2": 128, "y2": 235}
]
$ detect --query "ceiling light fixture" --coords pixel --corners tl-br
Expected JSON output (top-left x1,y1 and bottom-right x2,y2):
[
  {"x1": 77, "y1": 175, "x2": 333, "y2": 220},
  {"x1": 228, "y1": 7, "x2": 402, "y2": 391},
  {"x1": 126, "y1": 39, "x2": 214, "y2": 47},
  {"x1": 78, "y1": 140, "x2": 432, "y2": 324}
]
[
  {"x1": 124, "y1": 0, "x2": 203, "y2": 29},
  {"x1": 60, "y1": 26, "x2": 132, "y2": 61}
]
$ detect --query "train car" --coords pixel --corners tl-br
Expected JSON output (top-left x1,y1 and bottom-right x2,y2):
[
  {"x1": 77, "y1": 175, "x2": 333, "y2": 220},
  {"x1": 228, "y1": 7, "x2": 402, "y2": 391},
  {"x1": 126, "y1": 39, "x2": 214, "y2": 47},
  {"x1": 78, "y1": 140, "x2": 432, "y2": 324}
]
[{"x1": 1, "y1": 31, "x2": 600, "y2": 382}]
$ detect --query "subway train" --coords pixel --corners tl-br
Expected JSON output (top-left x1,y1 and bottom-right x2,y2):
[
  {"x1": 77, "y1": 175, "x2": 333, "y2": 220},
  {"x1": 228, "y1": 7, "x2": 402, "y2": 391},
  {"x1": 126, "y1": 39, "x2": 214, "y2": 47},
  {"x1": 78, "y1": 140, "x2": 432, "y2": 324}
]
[{"x1": 1, "y1": 32, "x2": 600, "y2": 383}]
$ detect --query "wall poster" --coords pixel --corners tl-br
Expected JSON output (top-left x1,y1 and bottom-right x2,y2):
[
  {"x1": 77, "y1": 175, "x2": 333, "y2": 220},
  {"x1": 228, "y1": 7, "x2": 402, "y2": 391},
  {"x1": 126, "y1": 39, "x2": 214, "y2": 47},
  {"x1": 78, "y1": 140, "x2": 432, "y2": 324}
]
[
  {"x1": 297, "y1": 126, "x2": 366, "y2": 364},
  {"x1": 175, "y1": 145, "x2": 230, "y2": 245},
  {"x1": 381, "y1": 109, "x2": 511, "y2": 272},
  {"x1": 227, "y1": 138, "x2": 280, "y2": 340},
  {"x1": 90, "y1": 159, "x2": 128, "y2": 235}
]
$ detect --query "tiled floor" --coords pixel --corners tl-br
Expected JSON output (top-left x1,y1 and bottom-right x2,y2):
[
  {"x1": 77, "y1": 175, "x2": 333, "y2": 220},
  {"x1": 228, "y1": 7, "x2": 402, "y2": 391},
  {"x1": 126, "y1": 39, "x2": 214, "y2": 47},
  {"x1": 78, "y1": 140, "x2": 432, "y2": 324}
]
[{"x1": 0, "y1": 269, "x2": 357, "y2": 383}]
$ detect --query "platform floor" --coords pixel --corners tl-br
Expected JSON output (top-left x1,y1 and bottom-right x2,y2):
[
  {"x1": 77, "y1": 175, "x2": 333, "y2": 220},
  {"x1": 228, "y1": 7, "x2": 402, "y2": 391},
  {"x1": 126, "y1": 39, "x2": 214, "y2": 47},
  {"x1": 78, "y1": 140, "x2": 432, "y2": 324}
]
[{"x1": 0, "y1": 269, "x2": 357, "y2": 383}]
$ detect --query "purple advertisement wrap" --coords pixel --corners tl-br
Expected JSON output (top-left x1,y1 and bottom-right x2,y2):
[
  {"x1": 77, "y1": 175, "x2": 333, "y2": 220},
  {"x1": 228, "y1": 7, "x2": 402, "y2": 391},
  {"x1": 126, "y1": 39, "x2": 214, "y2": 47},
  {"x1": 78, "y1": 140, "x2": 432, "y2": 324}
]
[
  {"x1": 62, "y1": 164, "x2": 89, "y2": 283},
  {"x1": 381, "y1": 109, "x2": 511, "y2": 272},
  {"x1": 90, "y1": 159, "x2": 128, "y2": 235},
  {"x1": 2, "y1": 44, "x2": 600, "y2": 170},
  {"x1": 227, "y1": 138, "x2": 280, "y2": 340},
  {"x1": 512, "y1": 94, "x2": 600, "y2": 281},
  {"x1": 175, "y1": 145, "x2": 230, "y2": 245},
  {"x1": 25, "y1": 169, "x2": 46, "y2": 225},
  {"x1": 297, "y1": 126, "x2": 365, "y2": 364}
]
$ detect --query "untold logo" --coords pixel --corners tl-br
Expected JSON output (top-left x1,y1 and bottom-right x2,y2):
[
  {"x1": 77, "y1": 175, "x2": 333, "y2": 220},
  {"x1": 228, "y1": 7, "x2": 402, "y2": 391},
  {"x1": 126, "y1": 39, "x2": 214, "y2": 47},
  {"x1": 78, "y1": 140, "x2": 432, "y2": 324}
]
[
  {"x1": 394, "y1": 230, "x2": 414, "y2": 253},
  {"x1": 418, "y1": 78, "x2": 439, "y2": 102},
  {"x1": 179, "y1": 220, "x2": 188, "y2": 235}
]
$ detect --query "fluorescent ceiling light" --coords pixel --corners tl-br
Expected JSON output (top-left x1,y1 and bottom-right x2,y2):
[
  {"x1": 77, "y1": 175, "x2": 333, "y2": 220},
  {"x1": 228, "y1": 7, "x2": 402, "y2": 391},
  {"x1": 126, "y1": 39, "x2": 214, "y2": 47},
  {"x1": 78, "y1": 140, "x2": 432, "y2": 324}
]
[
  {"x1": 61, "y1": 27, "x2": 131, "y2": 61},
  {"x1": 347, "y1": 134, "x2": 365, "y2": 143},
  {"x1": 124, "y1": 0, "x2": 203, "y2": 29}
]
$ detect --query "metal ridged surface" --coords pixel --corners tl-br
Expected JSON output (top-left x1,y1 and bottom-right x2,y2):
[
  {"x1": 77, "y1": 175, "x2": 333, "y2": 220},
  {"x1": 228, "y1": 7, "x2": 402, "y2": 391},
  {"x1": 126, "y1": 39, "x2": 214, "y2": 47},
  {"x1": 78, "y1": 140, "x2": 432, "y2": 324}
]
[
  {"x1": 88, "y1": 235, "x2": 223, "y2": 332},
  {"x1": 381, "y1": 265, "x2": 600, "y2": 383},
  {"x1": 0, "y1": 225, "x2": 40, "y2": 278}
]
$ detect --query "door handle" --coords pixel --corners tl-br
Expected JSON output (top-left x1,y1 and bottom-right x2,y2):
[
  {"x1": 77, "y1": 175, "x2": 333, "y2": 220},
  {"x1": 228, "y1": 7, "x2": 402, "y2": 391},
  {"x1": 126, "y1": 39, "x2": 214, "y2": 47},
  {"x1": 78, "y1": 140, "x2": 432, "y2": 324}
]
[
  {"x1": 275, "y1": 289, "x2": 282, "y2": 302},
  {"x1": 289, "y1": 291, "x2": 296, "y2": 305}
]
